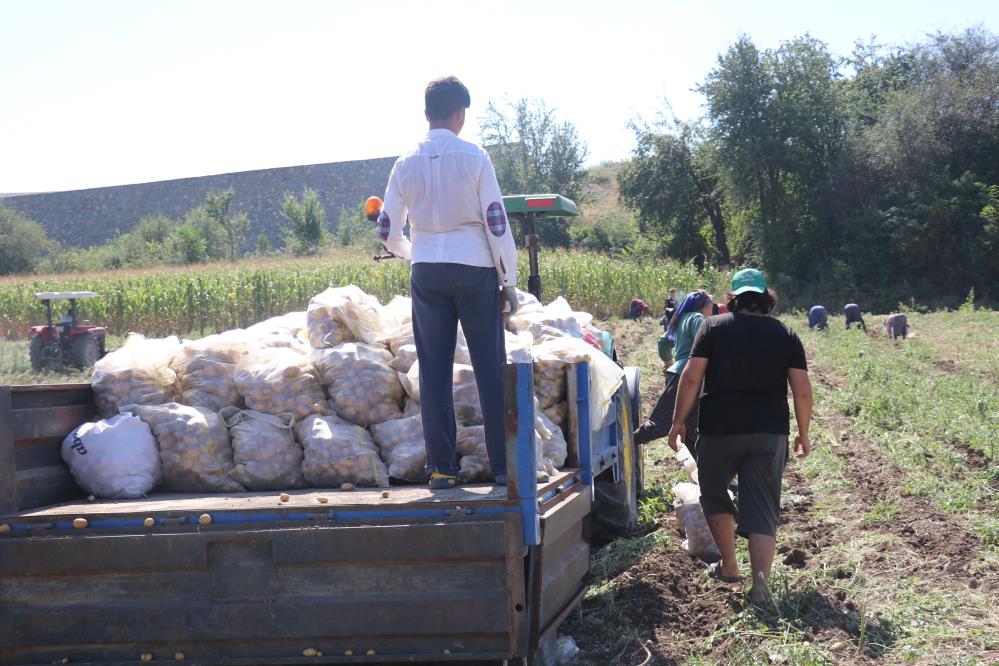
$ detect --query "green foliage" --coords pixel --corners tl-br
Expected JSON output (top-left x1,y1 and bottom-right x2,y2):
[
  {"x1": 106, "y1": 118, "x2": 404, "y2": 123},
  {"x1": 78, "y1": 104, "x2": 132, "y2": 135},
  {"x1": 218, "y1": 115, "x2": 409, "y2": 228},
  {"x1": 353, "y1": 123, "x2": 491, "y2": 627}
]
[
  {"x1": 179, "y1": 204, "x2": 228, "y2": 262},
  {"x1": 0, "y1": 249, "x2": 726, "y2": 338},
  {"x1": 281, "y1": 187, "x2": 329, "y2": 255},
  {"x1": 174, "y1": 226, "x2": 208, "y2": 264},
  {"x1": 480, "y1": 98, "x2": 589, "y2": 247},
  {"x1": 618, "y1": 121, "x2": 729, "y2": 264},
  {"x1": 0, "y1": 203, "x2": 52, "y2": 275},
  {"x1": 255, "y1": 233, "x2": 273, "y2": 256},
  {"x1": 335, "y1": 203, "x2": 378, "y2": 250},
  {"x1": 203, "y1": 189, "x2": 250, "y2": 261},
  {"x1": 618, "y1": 27, "x2": 999, "y2": 307},
  {"x1": 569, "y1": 210, "x2": 641, "y2": 255}
]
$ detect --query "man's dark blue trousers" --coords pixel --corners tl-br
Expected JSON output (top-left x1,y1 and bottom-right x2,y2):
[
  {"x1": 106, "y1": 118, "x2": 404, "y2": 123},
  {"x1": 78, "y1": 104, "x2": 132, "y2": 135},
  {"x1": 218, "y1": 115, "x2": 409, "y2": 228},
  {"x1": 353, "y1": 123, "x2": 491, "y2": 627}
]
[{"x1": 411, "y1": 262, "x2": 507, "y2": 478}]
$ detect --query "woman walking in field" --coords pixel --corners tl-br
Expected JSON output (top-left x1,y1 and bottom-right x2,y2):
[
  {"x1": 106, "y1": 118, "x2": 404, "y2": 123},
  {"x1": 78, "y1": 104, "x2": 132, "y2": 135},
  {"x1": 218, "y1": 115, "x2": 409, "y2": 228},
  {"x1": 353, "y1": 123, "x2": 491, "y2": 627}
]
[
  {"x1": 633, "y1": 290, "x2": 714, "y2": 453},
  {"x1": 668, "y1": 269, "x2": 812, "y2": 605}
]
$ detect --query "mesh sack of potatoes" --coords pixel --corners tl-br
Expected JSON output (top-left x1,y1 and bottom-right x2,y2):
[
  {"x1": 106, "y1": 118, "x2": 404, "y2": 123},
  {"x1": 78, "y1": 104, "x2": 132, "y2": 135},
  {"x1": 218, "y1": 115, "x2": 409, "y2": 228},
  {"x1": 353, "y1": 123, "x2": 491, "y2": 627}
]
[
  {"x1": 533, "y1": 336, "x2": 624, "y2": 428},
  {"x1": 370, "y1": 415, "x2": 427, "y2": 482},
  {"x1": 384, "y1": 295, "x2": 413, "y2": 328},
  {"x1": 313, "y1": 342, "x2": 403, "y2": 426},
  {"x1": 508, "y1": 294, "x2": 590, "y2": 340},
  {"x1": 220, "y1": 407, "x2": 305, "y2": 490},
  {"x1": 456, "y1": 425, "x2": 491, "y2": 482},
  {"x1": 505, "y1": 330, "x2": 534, "y2": 364},
  {"x1": 295, "y1": 414, "x2": 389, "y2": 488},
  {"x1": 92, "y1": 334, "x2": 181, "y2": 418},
  {"x1": 234, "y1": 347, "x2": 330, "y2": 419},
  {"x1": 543, "y1": 401, "x2": 569, "y2": 430},
  {"x1": 306, "y1": 285, "x2": 386, "y2": 349},
  {"x1": 170, "y1": 331, "x2": 252, "y2": 412},
  {"x1": 452, "y1": 363, "x2": 482, "y2": 425},
  {"x1": 402, "y1": 398, "x2": 421, "y2": 417},
  {"x1": 402, "y1": 362, "x2": 481, "y2": 426},
  {"x1": 124, "y1": 403, "x2": 244, "y2": 493},
  {"x1": 390, "y1": 343, "x2": 419, "y2": 373},
  {"x1": 245, "y1": 312, "x2": 310, "y2": 354},
  {"x1": 536, "y1": 401, "x2": 568, "y2": 469},
  {"x1": 533, "y1": 358, "x2": 567, "y2": 409}
]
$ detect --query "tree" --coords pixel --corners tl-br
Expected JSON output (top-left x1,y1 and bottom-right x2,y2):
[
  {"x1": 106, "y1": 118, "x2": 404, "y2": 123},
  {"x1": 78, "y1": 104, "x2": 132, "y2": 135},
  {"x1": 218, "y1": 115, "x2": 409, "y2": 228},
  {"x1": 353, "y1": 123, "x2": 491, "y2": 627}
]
[
  {"x1": 619, "y1": 120, "x2": 731, "y2": 264},
  {"x1": 281, "y1": 187, "x2": 329, "y2": 255},
  {"x1": 180, "y1": 204, "x2": 228, "y2": 261},
  {"x1": 173, "y1": 226, "x2": 208, "y2": 264},
  {"x1": 203, "y1": 189, "x2": 250, "y2": 261},
  {"x1": 0, "y1": 203, "x2": 52, "y2": 275},
  {"x1": 336, "y1": 203, "x2": 377, "y2": 249},
  {"x1": 255, "y1": 233, "x2": 273, "y2": 256},
  {"x1": 698, "y1": 35, "x2": 845, "y2": 279},
  {"x1": 480, "y1": 98, "x2": 589, "y2": 247}
]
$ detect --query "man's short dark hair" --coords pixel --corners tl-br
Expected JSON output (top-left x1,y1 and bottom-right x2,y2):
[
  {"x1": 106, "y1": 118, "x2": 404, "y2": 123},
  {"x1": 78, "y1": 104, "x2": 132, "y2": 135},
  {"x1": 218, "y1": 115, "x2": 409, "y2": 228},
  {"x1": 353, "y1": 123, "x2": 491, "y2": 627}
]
[{"x1": 425, "y1": 76, "x2": 470, "y2": 121}]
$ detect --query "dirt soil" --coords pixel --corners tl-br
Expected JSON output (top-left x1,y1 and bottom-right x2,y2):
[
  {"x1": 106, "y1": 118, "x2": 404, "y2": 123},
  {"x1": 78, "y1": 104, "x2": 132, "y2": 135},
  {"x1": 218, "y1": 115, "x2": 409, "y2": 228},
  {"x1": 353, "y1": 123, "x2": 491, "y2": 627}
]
[{"x1": 565, "y1": 337, "x2": 999, "y2": 665}]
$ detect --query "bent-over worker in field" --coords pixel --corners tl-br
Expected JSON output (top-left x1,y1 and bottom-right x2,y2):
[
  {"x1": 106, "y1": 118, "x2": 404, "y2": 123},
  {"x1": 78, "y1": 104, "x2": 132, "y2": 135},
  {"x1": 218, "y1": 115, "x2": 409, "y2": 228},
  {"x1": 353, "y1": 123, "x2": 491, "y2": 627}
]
[
  {"x1": 808, "y1": 305, "x2": 828, "y2": 330},
  {"x1": 843, "y1": 302, "x2": 867, "y2": 332},
  {"x1": 378, "y1": 75, "x2": 518, "y2": 489},
  {"x1": 634, "y1": 290, "x2": 714, "y2": 454},
  {"x1": 669, "y1": 269, "x2": 812, "y2": 605},
  {"x1": 884, "y1": 313, "x2": 908, "y2": 340}
]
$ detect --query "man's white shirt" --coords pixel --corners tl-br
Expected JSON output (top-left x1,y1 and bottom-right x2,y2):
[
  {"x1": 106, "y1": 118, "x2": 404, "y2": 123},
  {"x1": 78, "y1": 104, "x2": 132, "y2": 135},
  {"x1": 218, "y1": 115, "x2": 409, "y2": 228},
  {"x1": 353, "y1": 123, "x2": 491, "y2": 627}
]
[{"x1": 379, "y1": 128, "x2": 518, "y2": 288}]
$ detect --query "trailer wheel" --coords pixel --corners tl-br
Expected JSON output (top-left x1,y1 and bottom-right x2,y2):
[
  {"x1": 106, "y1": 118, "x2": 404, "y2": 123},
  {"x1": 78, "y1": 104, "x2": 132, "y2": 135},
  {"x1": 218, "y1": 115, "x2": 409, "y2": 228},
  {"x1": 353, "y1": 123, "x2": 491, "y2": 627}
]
[{"x1": 590, "y1": 385, "x2": 639, "y2": 544}]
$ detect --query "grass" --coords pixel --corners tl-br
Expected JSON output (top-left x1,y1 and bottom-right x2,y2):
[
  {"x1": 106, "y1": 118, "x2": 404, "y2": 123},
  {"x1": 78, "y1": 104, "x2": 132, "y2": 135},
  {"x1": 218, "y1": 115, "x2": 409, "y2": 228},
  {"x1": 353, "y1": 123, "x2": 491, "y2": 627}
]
[{"x1": 576, "y1": 309, "x2": 999, "y2": 665}]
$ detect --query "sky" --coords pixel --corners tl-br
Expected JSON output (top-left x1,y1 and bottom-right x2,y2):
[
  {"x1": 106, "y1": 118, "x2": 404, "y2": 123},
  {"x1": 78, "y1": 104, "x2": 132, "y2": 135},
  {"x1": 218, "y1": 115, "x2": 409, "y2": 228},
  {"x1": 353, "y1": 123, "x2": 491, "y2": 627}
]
[{"x1": 1, "y1": 0, "x2": 996, "y2": 193}]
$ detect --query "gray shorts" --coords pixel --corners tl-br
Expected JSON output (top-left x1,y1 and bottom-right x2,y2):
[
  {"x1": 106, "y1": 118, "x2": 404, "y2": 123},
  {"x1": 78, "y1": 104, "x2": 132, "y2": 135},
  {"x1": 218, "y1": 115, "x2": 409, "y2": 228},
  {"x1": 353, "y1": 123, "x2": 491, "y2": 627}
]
[{"x1": 697, "y1": 433, "x2": 787, "y2": 538}]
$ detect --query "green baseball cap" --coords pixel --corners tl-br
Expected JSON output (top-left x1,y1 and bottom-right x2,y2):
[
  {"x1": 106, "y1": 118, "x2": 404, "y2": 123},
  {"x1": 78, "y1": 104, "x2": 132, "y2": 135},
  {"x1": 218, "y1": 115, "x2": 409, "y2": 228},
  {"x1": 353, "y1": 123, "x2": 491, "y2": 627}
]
[{"x1": 731, "y1": 268, "x2": 767, "y2": 295}]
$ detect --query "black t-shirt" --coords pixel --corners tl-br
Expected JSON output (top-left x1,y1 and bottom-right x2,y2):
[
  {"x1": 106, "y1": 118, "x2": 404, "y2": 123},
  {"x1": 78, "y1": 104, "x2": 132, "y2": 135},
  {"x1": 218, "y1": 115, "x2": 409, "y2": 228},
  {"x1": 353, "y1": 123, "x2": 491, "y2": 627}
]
[{"x1": 689, "y1": 313, "x2": 807, "y2": 435}]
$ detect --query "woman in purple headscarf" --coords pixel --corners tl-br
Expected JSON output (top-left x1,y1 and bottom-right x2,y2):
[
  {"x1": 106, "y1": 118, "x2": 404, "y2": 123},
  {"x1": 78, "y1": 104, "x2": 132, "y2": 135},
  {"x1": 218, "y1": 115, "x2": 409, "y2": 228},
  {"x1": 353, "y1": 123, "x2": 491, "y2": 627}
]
[{"x1": 633, "y1": 290, "x2": 714, "y2": 452}]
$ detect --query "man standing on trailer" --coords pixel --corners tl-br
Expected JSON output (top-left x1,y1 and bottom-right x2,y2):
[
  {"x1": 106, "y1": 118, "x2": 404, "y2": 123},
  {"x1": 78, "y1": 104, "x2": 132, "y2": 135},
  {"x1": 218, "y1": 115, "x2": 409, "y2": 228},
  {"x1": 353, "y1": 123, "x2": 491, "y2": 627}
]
[{"x1": 378, "y1": 76, "x2": 519, "y2": 489}]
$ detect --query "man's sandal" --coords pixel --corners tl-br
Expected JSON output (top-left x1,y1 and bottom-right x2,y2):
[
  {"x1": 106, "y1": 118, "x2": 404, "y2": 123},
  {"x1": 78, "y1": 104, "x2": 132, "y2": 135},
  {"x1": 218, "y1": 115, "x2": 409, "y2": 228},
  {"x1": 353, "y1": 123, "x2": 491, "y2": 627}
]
[
  {"x1": 429, "y1": 472, "x2": 459, "y2": 489},
  {"x1": 708, "y1": 562, "x2": 742, "y2": 583}
]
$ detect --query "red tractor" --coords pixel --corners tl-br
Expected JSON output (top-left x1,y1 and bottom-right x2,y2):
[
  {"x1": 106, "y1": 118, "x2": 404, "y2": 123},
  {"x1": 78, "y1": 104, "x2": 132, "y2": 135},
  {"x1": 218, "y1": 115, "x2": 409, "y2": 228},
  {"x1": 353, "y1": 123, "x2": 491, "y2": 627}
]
[{"x1": 28, "y1": 291, "x2": 108, "y2": 371}]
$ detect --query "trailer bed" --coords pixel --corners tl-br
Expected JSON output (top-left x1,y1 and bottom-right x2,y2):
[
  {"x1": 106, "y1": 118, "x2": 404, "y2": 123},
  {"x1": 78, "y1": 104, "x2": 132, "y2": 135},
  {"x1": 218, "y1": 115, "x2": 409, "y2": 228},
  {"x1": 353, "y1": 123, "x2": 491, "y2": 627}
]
[{"x1": 9, "y1": 470, "x2": 578, "y2": 521}]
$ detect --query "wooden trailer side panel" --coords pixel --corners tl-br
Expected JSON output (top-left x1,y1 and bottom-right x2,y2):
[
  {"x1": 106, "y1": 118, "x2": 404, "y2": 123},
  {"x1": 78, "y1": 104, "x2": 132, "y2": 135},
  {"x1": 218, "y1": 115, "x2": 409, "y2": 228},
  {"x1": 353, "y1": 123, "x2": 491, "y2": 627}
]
[
  {"x1": 0, "y1": 518, "x2": 528, "y2": 665},
  {"x1": 0, "y1": 384, "x2": 92, "y2": 514}
]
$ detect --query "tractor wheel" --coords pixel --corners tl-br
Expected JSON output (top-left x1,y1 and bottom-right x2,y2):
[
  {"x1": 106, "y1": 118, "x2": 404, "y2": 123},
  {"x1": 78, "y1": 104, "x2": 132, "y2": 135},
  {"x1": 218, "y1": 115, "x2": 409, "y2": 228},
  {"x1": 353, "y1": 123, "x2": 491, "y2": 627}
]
[
  {"x1": 590, "y1": 384, "x2": 639, "y2": 544},
  {"x1": 29, "y1": 336, "x2": 44, "y2": 372},
  {"x1": 71, "y1": 333, "x2": 100, "y2": 369}
]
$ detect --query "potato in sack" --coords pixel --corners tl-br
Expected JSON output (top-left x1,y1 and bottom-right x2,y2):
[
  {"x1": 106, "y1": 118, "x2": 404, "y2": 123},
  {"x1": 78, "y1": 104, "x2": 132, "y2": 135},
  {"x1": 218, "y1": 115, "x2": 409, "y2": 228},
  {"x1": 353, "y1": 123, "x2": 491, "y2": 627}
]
[
  {"x1": 402, "y1": 361, "x2": 481, "y2": 425},
  {"x1": 370, "y1": 415, "x2": 427, "y2": 483},
  {"x1": 533, "y1": 358, "x2": 567, "y2": 409},
  {"x1": 92, "y1": 334, "x2": 180, "y2": 418},
  {"x1": 124, "y1": 403, "x2": 244, "y2": 493},
  {"x1": 221, "y1": 407, "x2": 305, "y2": 490},
  {"x1": 170, "y1": 331, "x2": 252, "y2": 412},
  {"x1": 456, "y1": 425, "x2": 491, "y2": 482},
  {"x1": 313, "y1": 342, "x2": 403, "y2": 426},
  {"x1": 234, "y1": 347, "x2": 330, "y2": 419},
  {"x1": 306, "y1": 285, "x2": 386, "y2": 348},
  {"x1": 295, "y1": 414, "x2": 389, "y2": 488}
]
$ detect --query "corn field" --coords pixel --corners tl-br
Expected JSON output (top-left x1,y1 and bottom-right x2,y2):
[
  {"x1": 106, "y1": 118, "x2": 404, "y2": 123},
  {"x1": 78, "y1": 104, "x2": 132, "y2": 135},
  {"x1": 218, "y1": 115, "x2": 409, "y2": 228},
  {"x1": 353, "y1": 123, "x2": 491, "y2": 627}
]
[{"x1": 0, "y1": 251, "x2": 725, "y2": 338}]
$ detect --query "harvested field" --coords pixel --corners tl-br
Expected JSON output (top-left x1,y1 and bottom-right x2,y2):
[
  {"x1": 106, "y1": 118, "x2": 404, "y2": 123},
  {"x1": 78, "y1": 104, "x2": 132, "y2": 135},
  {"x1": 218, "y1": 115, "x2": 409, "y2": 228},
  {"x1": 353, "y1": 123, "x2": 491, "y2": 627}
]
[{"x1": 564, "y1": 311, "x2": 999, "y2": 665}]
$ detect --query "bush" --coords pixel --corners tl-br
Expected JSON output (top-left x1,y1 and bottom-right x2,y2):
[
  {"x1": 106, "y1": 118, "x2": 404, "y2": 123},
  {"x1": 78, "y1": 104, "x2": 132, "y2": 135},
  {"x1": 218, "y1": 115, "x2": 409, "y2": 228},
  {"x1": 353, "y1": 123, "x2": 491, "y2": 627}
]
[
  {"x1": 0, "y1": 203, "x2": 52, "y2": 275},
  {"x1": 282, "y1": 188, "x2": 329, "y2": 255},
  {"x1": 335, "y1": 204, "x2": 378, "y2": 249}
]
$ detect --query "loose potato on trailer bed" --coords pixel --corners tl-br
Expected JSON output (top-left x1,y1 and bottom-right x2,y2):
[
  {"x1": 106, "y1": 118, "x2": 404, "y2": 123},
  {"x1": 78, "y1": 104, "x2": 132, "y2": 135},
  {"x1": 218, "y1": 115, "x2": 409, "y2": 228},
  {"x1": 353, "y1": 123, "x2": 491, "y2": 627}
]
[{"x1": 0, "y1": 362, "x2": 643, "y2": 665}]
